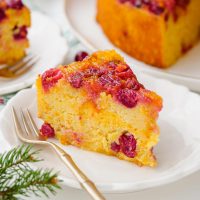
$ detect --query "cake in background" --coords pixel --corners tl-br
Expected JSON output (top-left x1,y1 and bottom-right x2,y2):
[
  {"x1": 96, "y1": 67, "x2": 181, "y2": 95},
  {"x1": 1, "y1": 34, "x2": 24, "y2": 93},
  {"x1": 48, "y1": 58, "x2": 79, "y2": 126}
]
[
  {"x1": 0, "y1": 0, "x2": 30, "y2": 65},
  {"x1": 97, "y1": 0, "x2": 200, "y2": 68},
  {"x1": 36, "y1": 50, "x2": 162, "y2": 167}
]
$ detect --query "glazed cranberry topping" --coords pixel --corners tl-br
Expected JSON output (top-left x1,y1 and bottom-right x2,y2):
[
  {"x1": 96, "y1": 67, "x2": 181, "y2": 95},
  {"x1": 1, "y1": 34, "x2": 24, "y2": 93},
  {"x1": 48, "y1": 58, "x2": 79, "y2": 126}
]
[
  {"x1": 118, "y1": 0, "x2": 190, "y2": 16},
  {"x1": 126, "y1": 79, "x2": 141, "y2": 90},
  {"x1": 99, "y1": 74, "x2": 120, "y2": 87},
  {"x1": 84, "y1": 67, "x2": 105, "y2": 78},
  {"x1": 111, "y1": 132, "x2": 137, "y2": 158},
  {"x1": 149, "y1": 2, "x2": 165, "y2": 15},
  {"x1": 0, "y1": 9, "x2": 6, "y2": 21},
  {"x1": 116, "y1": 88, "x2": 138, "y2": 108},
  {"x1": 68, "y1": 60, "x2": 142, "y2": 108},
  {"x1": 13, "y1": 26, "x2": 27, "y2": 40},
  {"x1": 176, "y1": 0, "x2": 190, "y2": 7},
  {"x1": 41, "y1": 68, "x2": 63, "y2": 91},
  {"x1": 69, "y1": 72, "x2": 83, "y2": 88},
  {"x1": 40, "y1": 123, "x2": 55, "y2": 138},
  {"x1": 6, "y1": 0, "x2": 23, "y2": 9},
  {"x1": 75, "y1": 51, "x2": 89, "y2": 62}
]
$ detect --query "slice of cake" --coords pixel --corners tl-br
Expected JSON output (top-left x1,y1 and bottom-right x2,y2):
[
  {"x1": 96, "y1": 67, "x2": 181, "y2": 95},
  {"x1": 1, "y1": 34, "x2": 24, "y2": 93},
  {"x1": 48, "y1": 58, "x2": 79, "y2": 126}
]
[
  {"x1": 0, "y1": 0, "x2": 30, "y2": 65},
  {"x1": 36, "y1": 50, "x2": 162, "y2": 167},
  {"x1": 97, "y1": 0, "x2": 200, "y2": 68}
]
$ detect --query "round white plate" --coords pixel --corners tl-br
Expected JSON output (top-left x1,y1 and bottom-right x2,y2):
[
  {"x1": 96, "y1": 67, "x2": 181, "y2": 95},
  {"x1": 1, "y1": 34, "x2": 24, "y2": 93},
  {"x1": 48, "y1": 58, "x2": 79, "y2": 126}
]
[
  {"x1": 1, "y1": 73, "x2": 200, "y2": 193},
  {"x1": 0, "y1": 11, "x2": 68, "y2": 95},
  {"x1": 64, "y1": 0, "x2": 200, "y2": 92}
]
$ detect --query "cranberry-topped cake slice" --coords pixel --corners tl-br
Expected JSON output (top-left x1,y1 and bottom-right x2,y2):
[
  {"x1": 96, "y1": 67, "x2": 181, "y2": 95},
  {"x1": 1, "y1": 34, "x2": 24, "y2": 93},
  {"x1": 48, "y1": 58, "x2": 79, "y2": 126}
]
[
  {"x1": 0, "y1": 0, "x2": 30, "y2": 65},
  {"x1": 36, "y1": 50, "x2": 163, "y2": 167},
  {"x1": 97, "y1": 0, "x2": 200, "y2": 68}
]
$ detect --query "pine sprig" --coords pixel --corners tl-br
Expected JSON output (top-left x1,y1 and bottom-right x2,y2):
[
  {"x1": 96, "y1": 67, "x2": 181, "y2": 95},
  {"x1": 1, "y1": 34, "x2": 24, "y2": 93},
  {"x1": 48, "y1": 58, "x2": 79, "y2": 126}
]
[
  {"x1": 0, "y1": 145, "x2": 61, "y2": 200},
  {"x1": 0, "y1": 145, "x2": 40, "y2": 174}
]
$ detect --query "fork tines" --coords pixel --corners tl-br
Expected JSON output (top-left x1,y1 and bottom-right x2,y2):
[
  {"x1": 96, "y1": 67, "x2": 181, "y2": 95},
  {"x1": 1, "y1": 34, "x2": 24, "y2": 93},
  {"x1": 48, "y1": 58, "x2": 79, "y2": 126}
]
[{"x1": 0, "y1": 54, "x2": 39, "y2": 79}]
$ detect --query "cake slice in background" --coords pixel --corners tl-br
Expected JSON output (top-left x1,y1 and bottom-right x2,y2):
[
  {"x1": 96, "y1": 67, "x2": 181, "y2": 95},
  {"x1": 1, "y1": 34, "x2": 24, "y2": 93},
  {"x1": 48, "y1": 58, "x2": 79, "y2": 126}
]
[
  {"x1": 97, "y1": 0, "x2": 200, "y2": 68},
  {"x1": 36, "y1": 50, "x2": 162, "y2": 167},
  {"x1": 0, "y1": 0, "x2": 30, "y2": 65}
]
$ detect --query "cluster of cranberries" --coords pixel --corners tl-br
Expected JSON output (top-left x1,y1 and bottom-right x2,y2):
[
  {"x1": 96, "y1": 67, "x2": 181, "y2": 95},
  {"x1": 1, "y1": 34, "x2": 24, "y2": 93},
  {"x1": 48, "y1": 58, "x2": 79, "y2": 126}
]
[
  {"x1": 111, "y1": 132, "x2": 137, "y2": 158},
  {"x1": 13, "y1": 25, "x2": 28, "y2": 40},
  {"x1": 0, "y1": 0, "x2": 23, "y2": 21},
  {"x1": 6, "y1": 0, "x2": 23, "y2": 9},
  {"x1": 68, "y1": 60, "x2": 143, "y2": 108},
  {"x1": 119, "y1": 0, "x2": 190, "y2": 15},
  {"x1": 41, "y1": 51, "x2": 143, "y2": 108},
  {"x1": 119, "y1": 0, "x2": 165, "y2": 14}
]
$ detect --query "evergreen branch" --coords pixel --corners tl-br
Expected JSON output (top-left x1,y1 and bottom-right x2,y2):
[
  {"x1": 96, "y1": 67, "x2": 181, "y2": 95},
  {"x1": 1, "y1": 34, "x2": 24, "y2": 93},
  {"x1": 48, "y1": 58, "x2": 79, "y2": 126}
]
[
  {"x1": 0, "y1": 145, "x2": 41, "y2": 175},
  {"x1": 0, "y1": 145, "x2": 61, "y2": 200}
]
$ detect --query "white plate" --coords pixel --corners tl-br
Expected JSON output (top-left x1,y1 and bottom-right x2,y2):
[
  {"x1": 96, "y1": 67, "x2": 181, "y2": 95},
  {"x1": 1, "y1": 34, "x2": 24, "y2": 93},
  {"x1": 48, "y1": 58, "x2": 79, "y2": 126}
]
[
  {"x1": 1, "y1": 73, "x2": 200, "y2": 193},
  {"x1": 0, "y1": 11, "x2": 68, "y2": 95},
  {"x1": 64, "y1": 0, "x2": 200, "y2": 92}
]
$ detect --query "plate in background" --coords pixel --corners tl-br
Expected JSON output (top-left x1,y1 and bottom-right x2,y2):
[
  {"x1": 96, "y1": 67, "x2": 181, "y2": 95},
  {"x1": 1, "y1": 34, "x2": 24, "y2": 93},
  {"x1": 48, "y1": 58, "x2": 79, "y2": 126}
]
[
  {"x1": 0, "y1": 11, "x2": 68, "y2": 95},
  {"x1": 64, "y1": 0, "x2": 200, "y2": 92}
]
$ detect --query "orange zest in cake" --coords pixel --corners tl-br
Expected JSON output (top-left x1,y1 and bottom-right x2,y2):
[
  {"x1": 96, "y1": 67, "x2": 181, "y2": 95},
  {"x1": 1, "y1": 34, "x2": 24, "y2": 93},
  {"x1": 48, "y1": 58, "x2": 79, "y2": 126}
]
[{"x1": 36, "y1": 50, "x2": 163, "y2": 167}]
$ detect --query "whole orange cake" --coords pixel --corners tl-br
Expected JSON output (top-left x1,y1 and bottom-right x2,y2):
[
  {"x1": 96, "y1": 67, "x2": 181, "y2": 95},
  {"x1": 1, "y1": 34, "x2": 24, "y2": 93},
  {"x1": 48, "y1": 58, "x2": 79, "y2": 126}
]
[
  {"x1": 97, "y1": 0, "x2": 200, "y2": 68},
  {"x1": 36, "y1": 50, "x2": 162, "y2": 167},
  {"x1": 0, "y1": 0, "x2": 30, "y2": 65}
]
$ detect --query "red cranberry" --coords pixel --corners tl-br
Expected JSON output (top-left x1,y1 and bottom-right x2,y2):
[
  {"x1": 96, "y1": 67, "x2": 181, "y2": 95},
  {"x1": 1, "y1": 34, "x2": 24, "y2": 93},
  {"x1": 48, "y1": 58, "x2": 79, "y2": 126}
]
[
  {"x1": 176, "y1": 0, "x2": 190, "y2": 7},
  {"x1": 111, "y1": 132, "x2": 137, "y2": 158},
  {"x1": 117, "y1": 69, "x2": 134, "y2": 79},
  {"x1": 142, "y1": 0, "x2": 150, "y2": 5},
  {"x1": 107, "y1": 61, "x2": 118, "y2": 69},
  {"x1": 6, "y1": 0, "x2": 23, "y2": 9},
  {"x1": 119, "y1": 132, "x2": 137, "y2": 158},
  {"x1": 69, "y1": 72, "x2": 83, "y2": 88},
  {"x1": 111, "y1": 142, "x2": 121, "y2": 152},
  {"x1": 116, "y1": 88, "x2": 138, "y2": 108},
  {"x1": 165, "y1": 0, "x2": 176, "y2": 11},
  {"x1": 0, "y1": 98, "x2": 4, "y2": 104},
  {"x1": 75, "y1": 51, "x2": 88, "y2": 62},
  {"x1": 84, "y1": 67, "x2": 104, "y2": 78},
  {"x1": 41, "y1": 68, "x2": 63, "y2": 91},
  {"x1": 40, "y1": 123, "x2": 55, "y2": 138},
  {"x1": 181, "y1": 44, "x2": 192, "y2": 54},
  {"x1": 0, "y1": 9, "x2": 6, "y2": 21},
  {"x1": 149, "y1": 2, "x2": 165, "y2": 15},
  {"x1": 99, "y1": 74, "x2": 120, "y2": 87},
  {"x1": 13, "y1": 26, "x2": 27, "y2": 40},
  {"x1": 133, "y1": 0, "x2": 142, "y2": 7},
  {"x1": 126, "y1": 79, "x2": 141, "y2": 90}
]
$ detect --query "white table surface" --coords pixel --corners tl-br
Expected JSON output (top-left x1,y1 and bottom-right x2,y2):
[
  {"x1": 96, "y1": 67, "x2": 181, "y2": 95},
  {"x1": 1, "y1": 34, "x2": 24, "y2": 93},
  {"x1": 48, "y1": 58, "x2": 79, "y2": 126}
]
[
  {"x1": 31, "y1": 170, "x2": 200, "y2": 200},
  {"x1": 12, "y1": 0, "x2": 200, "y2": 199}
]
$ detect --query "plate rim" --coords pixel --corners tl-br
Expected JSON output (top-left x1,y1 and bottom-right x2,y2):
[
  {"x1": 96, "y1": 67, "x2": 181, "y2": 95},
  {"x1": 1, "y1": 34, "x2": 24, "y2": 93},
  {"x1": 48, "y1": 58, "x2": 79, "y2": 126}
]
[
  {"x1": 0, "y1": 10, "x2": 69, "y2": 96},
  {"x1": 63, "y1": 0, "x2": 200, "y2": 84},
  {"x1": 1, "y1": 75, "x2": 200, "y2": 193}
]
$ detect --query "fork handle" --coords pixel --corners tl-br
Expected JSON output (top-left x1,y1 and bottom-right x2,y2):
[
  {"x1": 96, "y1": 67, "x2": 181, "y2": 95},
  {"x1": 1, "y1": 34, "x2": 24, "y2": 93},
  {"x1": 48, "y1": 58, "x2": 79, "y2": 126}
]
[{"x1": 50, "y1": 143, "x2": 106, "y2": 200}]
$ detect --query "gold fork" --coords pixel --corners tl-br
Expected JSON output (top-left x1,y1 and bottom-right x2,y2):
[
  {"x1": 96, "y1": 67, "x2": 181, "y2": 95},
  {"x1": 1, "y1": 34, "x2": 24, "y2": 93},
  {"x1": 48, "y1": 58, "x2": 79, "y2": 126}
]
[
  {"x1": 0, "y1": 54, "x2": 38, "y2": 79},
  {"x1": 12, "y1": 107, "x2": 106, "y2": 200}
]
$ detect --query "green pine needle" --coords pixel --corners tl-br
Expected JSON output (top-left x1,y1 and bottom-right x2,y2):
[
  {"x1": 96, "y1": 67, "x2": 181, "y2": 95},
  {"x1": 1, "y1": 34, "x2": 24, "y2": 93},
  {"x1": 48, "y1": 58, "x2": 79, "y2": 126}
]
[{"x1": 0, "y1": 145, "x2": 61, "y2": 200}]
